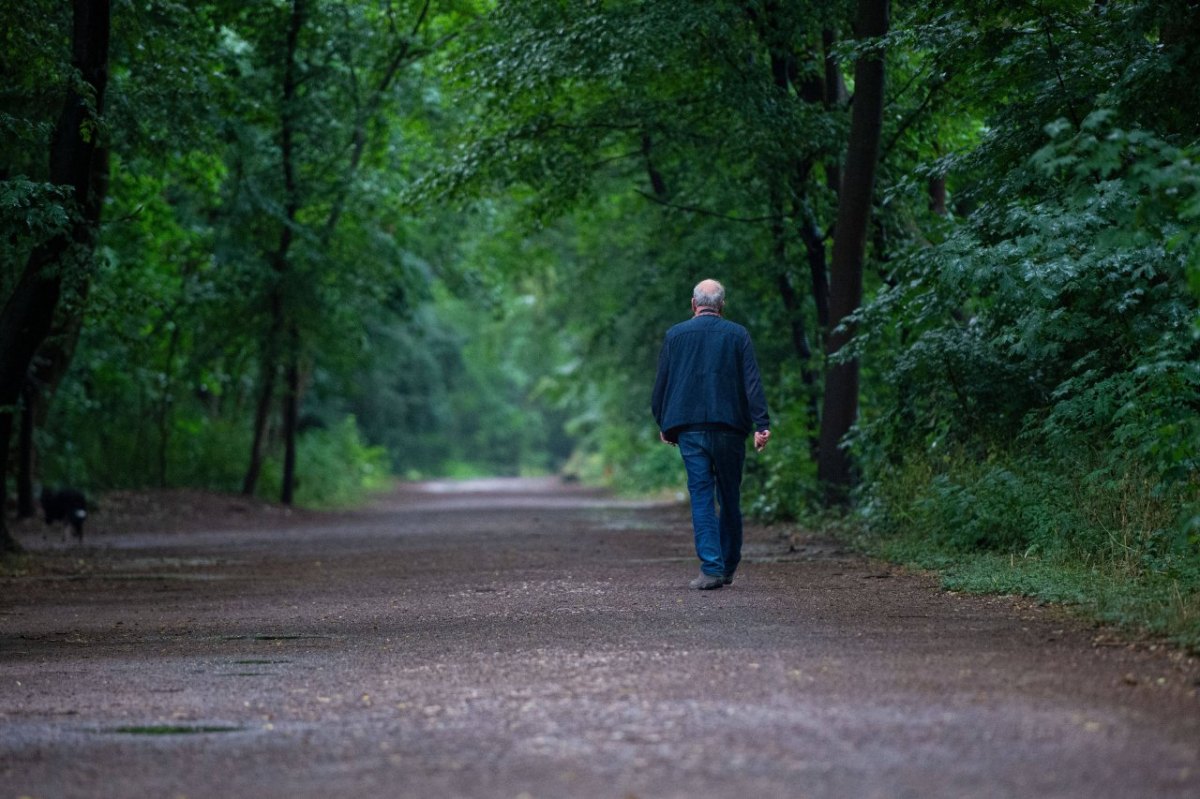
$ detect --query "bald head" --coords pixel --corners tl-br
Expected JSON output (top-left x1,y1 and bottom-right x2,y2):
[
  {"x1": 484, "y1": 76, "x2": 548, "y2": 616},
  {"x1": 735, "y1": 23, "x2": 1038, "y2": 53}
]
[{"x1": 692, "y1": 279, "x2": 725, "y2": 312}]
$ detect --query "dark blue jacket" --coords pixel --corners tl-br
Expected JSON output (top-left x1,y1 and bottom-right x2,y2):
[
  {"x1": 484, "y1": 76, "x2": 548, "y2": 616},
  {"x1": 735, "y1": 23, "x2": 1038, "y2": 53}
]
[{"x1": 651, "y1": 314, "x2": 770, "y2": 442}]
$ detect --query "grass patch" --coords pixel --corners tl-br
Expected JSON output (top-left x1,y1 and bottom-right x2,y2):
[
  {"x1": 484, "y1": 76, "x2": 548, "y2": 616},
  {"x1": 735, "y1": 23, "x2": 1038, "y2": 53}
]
[
  {"x1": 842, "y1": 448, "x2": 1200, "y2": 652},
  {"x1": 872, "y1": 536, "x2": 1200, "y2": 647},
  {"x1": 0, "y1": 552, "x2": 34, "y2": 577}
]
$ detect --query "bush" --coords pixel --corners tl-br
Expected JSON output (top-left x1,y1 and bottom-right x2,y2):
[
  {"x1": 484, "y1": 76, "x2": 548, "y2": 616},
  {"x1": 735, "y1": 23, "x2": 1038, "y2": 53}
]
[
  {"x1": 745, "y1": 394, "x2": 819, "y2": 521},
  {"x1": 866, "y1": 448, "x2": 1188, "y2": 559},
  {"x1": 859, "y1": 446, "x2": 1200, "y2": 648},
  {"x1": 258, "y1": 416, "x2": 391, "y2": 508},
  {"x1": 845, "y1": 112, "x2": 1200, "y2": 647},
  {"x1": 40, "y1": 403, "x2": 389, "y2": 509}
]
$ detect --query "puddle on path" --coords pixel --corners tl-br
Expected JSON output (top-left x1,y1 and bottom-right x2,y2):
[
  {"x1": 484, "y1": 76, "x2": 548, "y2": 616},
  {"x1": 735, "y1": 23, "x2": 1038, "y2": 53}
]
[
  {"x1": 121, "y1": 557, "x2": 230, "y2": 569},
  {"x1": 101, "y1": 724, "x2": 244, "y2": 735},
  {"x1": 221, "y1": 634, "x2": 331, "y2": 641},
  {"x1": 31, "y1": 573, "x2": 232, "y2": 582},
  {"x1": 97, "y1": 573, "x2": 232, "y2": 581},
  {"x1": 214, "y1": 671, "x2": 267, "y2": 677}
]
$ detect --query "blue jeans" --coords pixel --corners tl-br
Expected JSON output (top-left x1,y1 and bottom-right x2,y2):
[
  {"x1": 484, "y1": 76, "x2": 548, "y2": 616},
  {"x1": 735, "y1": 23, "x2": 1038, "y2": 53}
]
[{"x1": 677, "y1": 430, "x2": 746, "y2": 578}]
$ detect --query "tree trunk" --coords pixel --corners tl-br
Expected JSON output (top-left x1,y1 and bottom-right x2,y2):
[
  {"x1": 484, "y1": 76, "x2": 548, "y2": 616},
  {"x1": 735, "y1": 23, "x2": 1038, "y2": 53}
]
[
  {"x1": 0, "y1": 0, "x2": 110, "y2": 553},
  {"x1": 929, "y1": 175, "x2": 947, "y2": 215},
  {"x1": 782, "y1": 44, "x2": 833, "y2": 357},
  {"x1": 763, "y1": 45, "x2": 823, "y2": 450},
  {"x1": 822, "y1": 28, "x2": 849, "y2": 197},
  {"x1": 641, "y1": 133, "x2": 669, "y2": 198},
  {"x1": 20, "y1": 296, "x2": 93, "y2": 515},
  {"x1": 0, "y1": 413, "x2": 16, "y2": 553},
  {"x1": 241, "y1": 352, "x2": 277, "y2": 497},
  {"x1": 775, "y1": 273, "x2": 813, "y2": 364},
  {"x1": 156, "y1": 321, "x2": 181, "y2": 487},
  {"x1": 796, "y1": 206, "x2": 831, "y2": 334},
  {"x1": 280, "y1": 324, "x2": 300, "y2": 506},
  {"x1": 17, "y1": 381, "x2": 36, "y2": 518},
  {"x1": 776, "y1": 271, "x2": 822, "y2": 457},
  {"x1": 771, "y1": 198, "x2": 817, "y2": 371},
  {"x1": 769, "y1": 180, "x2": 821, "y2": 453},
  {"x1": 817, "y1": 0, "x2": 889, "y2": 506},
  {"x1": 242, "y1": 0, "x2": 305, "y2": 498},
  {"x1": 255, "y1": 0, "x2": 431, "y2": 497}
]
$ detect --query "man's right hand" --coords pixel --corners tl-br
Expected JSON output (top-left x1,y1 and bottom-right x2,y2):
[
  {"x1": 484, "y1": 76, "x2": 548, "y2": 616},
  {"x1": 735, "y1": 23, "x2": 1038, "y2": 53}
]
[
  {"x1": 659, "y1": 431, "x2": 676, "y2": 447},
  {"x1": 754, "y1": 429, "x2": 771, "y2": 452}
]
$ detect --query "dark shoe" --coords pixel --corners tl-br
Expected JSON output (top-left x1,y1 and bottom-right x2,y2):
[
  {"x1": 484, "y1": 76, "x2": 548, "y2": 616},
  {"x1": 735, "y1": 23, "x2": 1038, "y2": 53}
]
[
  {"x1": 722, "y1": 573, "x2": 734, "y2": 586},
  {"x1": 689, "y1": 572, "x2": 724, "y2": 590}
]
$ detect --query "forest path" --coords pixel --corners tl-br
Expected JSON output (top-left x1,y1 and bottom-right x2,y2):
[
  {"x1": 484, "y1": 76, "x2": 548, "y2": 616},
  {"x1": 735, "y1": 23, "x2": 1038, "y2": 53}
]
[{"x1": 1, "y1": 478, "x2": 1197, "y2": 798}]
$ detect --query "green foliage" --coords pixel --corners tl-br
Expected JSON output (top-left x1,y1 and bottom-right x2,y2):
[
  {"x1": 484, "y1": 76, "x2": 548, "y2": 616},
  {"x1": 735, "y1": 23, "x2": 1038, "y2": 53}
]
[
  {"x1": 830, "y1": 0, "x2": 1200, "y2": 648},
  {"x1": 745, "y1": 379, "x2": 820, "y2": 520},
  {"x1": 11, "y1": 1, "x2": 545, "y2": 506},
  {"x1": 257, "y1": 417, "x2": 390, "y2": 508},
  {"x1": 860, "y1": 111, "x2": 1199, "y2": 549},
  {"x1": 41, "y1": 394, "x2": 389, "y2": 509},
  {"x1": 864, "y1": 448, "x2": 1186, "y2": 557},
  {"x1": 341, "y1": 277, "x2": 575, "y2": 478},
  {"x1": 1, "y1": 0, "x2": 70, "y2": 295},
  {"x1": 857, "y1": 443, "x2": 1200, "y2": 649}
]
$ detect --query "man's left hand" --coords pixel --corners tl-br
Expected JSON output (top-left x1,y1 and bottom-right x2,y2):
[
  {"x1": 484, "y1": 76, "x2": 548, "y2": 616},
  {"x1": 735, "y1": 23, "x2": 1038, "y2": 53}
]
[
  {"x1": 754, "y1": 429, "x2": 771, "y2": 452},
  {"x1": 659, "y1": 431, "x2": 676, "y2": 447}
]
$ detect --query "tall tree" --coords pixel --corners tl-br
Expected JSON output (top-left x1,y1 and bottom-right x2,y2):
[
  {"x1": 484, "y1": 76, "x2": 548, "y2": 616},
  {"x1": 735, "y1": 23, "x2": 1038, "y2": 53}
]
[
  {"x1": 816, "y1": 0, "x2": 889, "y2": 504},
  {"x1": 241, "y1": 0, "x2": 307, "y2": 499},
  {"x1": 0, "y1": 0, "x2": 110, "y2": 551},
  {"x1": 240, "y1": 0, "x2": 443, "y2": 502}
]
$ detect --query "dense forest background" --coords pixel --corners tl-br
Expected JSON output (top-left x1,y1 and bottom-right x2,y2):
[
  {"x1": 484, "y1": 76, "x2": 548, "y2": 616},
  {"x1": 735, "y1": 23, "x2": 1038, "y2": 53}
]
[{"x1": 3, "y1": 0, "x2": 1198, "y2": 643}]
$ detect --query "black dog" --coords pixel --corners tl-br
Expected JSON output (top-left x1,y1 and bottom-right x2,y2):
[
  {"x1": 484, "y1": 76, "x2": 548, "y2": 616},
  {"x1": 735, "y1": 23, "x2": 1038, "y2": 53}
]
[{"x1": 41, "y1": 487, "x2": 88, "y2": 541}]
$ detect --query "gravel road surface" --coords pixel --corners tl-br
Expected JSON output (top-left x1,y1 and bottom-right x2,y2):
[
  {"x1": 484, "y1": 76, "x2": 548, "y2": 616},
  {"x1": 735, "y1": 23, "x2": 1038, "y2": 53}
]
[{"x1": 2, "y1": 478, "x2": 1198, "y2": 798}]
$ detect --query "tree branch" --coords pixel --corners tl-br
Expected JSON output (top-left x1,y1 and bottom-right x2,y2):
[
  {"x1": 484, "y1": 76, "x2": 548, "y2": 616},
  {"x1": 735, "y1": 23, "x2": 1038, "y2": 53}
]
[
  {"x1": 881, "y1": 73, "x2": 948, "y2": 161},
  {"x1": 634, "y1": 190, "x2": 782, "y2": 224}
]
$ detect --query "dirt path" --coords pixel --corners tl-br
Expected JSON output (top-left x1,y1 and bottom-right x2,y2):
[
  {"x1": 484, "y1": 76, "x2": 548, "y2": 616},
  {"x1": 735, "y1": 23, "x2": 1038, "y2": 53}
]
[{"x1": 2, "y1": 478, "x2": 1197, "y2": 798}]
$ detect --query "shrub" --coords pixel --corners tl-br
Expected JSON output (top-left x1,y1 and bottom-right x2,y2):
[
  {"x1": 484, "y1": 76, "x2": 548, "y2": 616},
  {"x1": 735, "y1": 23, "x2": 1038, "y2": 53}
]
[{"x1": 258, "y1": 416, "x2": 391, "y2": 508}]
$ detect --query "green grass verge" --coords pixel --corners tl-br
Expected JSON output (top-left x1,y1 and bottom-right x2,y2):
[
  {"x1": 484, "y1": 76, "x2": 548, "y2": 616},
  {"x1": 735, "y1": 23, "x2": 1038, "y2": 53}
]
[{"x1": 859, "y1": 532, "x2": 1200, "y2": 652}]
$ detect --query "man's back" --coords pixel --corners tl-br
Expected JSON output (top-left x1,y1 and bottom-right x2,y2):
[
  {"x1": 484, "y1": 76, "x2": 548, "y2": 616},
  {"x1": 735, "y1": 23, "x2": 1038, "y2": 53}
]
[{"x1": 651, "y1": 314, "x2": 769, "y2": 442}]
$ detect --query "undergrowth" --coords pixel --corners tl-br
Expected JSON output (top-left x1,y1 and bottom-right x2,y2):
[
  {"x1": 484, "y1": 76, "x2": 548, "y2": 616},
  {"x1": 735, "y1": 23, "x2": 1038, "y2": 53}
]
[
  {"x1": 41, "y1": 412, "x2": 390, "y2": 510},
  {"x1": 843, "y1": 450, "x2": 1200, "y2": 652}
]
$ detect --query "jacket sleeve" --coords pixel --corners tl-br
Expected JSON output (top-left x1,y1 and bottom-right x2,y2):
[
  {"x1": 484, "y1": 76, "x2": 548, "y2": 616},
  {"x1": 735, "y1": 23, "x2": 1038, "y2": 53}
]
[
  {"x1": 651, "y1": 335, "x2": 670, "y2": 429},
  {"x1": 741, "y1": 333, "x2": 770, "y2": 431}
]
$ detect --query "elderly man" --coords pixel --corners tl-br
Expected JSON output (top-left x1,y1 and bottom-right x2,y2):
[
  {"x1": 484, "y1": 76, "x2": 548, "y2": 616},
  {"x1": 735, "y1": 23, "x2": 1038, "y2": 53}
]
[{"x1": 652, "y1": 279, "x2": 771, "y2": 590}]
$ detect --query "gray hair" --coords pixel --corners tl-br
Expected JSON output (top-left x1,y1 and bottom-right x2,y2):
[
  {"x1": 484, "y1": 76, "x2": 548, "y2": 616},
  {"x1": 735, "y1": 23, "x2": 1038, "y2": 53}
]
[{"x1": 692, "y1": 279, "x2": 725, "y2": 309}]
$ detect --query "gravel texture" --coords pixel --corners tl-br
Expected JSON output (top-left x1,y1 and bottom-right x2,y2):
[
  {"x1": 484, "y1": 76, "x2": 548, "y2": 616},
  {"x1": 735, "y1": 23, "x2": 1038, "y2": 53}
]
[{"x1": 2, "y1": 477, "x2": 1198, "y2": 798}]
